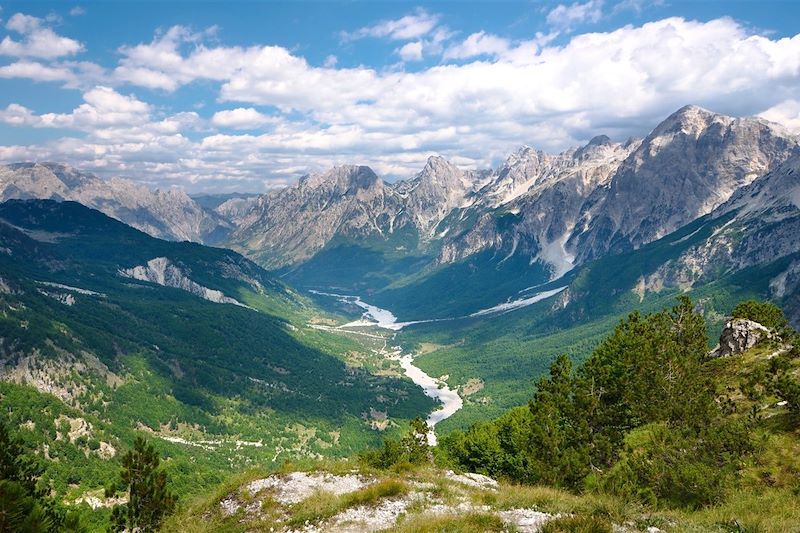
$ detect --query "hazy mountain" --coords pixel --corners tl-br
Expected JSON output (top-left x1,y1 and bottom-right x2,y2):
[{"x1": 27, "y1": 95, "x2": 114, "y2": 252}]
[
  {"x1": 227, "y1": 165, "x2": 412, "y2": 268},
  {"x1": 0, "y1": 162, "x2": 232, "y2": 243}
]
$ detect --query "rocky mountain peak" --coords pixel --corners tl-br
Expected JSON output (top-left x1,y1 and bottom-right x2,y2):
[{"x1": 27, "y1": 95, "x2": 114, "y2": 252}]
[
  {"x1": 571, "y1": 105, "x2": 799, "y2": 263},
  {"x1": 573, "y1": 135, "x2": 616, "y2": 160},
  {"x1": 299, "y1": 165, "x2": 382, "y2": 196},
  {"x1": 653, "y1": 104, "x2": 716, "y2": 136}
]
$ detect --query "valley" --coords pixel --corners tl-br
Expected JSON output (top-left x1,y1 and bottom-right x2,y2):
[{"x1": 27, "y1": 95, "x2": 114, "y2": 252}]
[{"x1": 1, "y1": 103, "x2": 799, "y2": 532}]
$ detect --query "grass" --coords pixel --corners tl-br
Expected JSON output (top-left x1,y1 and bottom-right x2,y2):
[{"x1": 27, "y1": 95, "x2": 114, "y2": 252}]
[
  {"x1": 673, "y1": 489, "x2": 800, "y2": 533},
  {"x1": 287, "y1": 479, "x2": 409, "y2": 526},
  {"x1": 540, "y1": 516, "x2": 613, "y2": 533},
  {"x1": 391, "y1": 512, "x2": 511, "y2": 532}
]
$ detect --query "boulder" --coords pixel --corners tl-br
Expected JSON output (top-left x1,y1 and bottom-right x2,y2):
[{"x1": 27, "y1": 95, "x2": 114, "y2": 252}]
[{"x1": 709, "y1": 318, "x2": 771, "y2": 358}]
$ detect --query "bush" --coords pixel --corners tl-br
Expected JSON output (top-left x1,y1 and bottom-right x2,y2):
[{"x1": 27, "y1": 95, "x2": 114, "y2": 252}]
[
  {"x1": 732, "y1": 300, "x2": 790, "y2": 335},
  {"x1": 601, "y1": 421, "x2": 752, "y2": 509},
  {"x1": 360, "y1": 417, "x2": 431, "y2": 469}
]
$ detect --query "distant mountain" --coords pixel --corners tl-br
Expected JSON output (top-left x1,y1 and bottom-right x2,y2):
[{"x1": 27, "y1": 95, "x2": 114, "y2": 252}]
[
  {"x1": 2, "y1": 106, "x2": 797, "y2": 320},
  {"x1": 0, "y1": 162, "x2": 232, "y2": 243},
  {"x1": 216, "y1": 105, "x2": 799, "y2": 319},
  {"x1": 191, "y1": 192, "x2": 260, "y2": 211},
  {"x1": 227, "y1": 165, "x2": 412, "y2": 268}
]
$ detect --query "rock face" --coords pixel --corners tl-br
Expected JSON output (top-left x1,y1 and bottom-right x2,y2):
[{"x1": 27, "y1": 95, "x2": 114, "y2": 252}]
[
  {"x1": 636, "y1": 151, "x2": 800, "y2": 323},
  {"x1": 119, "y1": 257, "x2": 248, "y2": 307},
  {"x1": 570, "y1": 106, "x2": 797, "y2": 263},
  {"x1": 393, "y1": 156, "x2": 489, "y2": 237},
  {"x1": 0, "y1": 162, "x2": 231, "y2": 243},
  {"x1": 710, "y1": 318, "x2": 771, "y2": 358},
  {"x1": 228, "y1": 165, "x2": 411, "y2": 268},
  {"x1": 436, "y1": 136, "x2": 639, "y2": 275}
]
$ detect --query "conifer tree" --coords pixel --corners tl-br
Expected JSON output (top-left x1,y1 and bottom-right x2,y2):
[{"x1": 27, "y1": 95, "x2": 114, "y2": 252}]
[{"x1": 109, "y1": 437, "x2": 176, "y2": 533}]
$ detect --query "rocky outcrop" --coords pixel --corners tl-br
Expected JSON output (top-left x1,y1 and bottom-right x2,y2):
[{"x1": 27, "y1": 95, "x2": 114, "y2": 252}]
[
  {"x1": 119, "y1": 257, "x2": 248, "y2": 307},
  {"x1": 709, "y1": 318, "x2": 772, "y2": 358}
]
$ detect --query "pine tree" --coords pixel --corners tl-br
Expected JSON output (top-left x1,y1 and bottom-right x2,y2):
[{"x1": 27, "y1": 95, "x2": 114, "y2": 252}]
[
  {"x1": 0, "y1": 422, "x2": 82, "y2": 533},
  {"x1": 109, "y1": 437, "x2": 176, "y2": 533}
]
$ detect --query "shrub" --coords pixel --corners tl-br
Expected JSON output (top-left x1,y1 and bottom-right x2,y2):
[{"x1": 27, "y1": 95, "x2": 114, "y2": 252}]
[{"x1": 732, "y1": 301, "x2": 790, "y2": 335}]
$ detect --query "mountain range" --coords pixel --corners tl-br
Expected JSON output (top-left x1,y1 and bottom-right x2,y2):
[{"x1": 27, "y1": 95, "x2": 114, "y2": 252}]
[{"x1": 3, "y1": 105, "x2": 798, "y2": 325}]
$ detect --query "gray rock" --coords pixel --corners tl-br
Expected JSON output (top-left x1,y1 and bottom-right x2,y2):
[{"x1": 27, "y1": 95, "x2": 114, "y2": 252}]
[{"x1": 709, "y1": 318, "x2": 772, "y2": 358}]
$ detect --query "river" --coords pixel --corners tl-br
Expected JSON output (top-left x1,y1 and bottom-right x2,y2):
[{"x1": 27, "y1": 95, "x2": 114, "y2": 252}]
[{"x1": 309, "y1": 286, "x2": 565, "y2": 444}]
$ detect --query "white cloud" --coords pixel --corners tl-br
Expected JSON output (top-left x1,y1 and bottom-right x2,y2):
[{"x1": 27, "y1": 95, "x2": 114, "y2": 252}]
[
  {"x1": 70, "y1": 6, "x2": 86, "y2": 16},
  {"x1": 397, "y1": 41, "x2": 424, "y2": 62},
  {"x1": 759, "y1": 99, "x2": 800, "y2": 134},
  {"x1": 323, "y1": 54, "x2": 338, "y2": 68},
  {"x1": 0, "y1": 12, "x2": 84, "y2": 58},
  {"x1": 211, "y1": 108, "x2": 276, "y2": 129},
  {"x1": 0, "y1": 103, "x2": 37, "y2": 125},
  {"x1": 341, "y1": 8, "x2": 441, "y2": 41},
  {"x1": 547, "y1": 0, "x2": 604, "y2": 31},
  {"x1": 443, "y1": 32, "x2": 511, "y2": 60},
  {"x1": 2, "y1": 16, "x2": 800, "y2": 191},
  {"x1": 0, "y1": 60, "x2": 77, "y2": 83}
]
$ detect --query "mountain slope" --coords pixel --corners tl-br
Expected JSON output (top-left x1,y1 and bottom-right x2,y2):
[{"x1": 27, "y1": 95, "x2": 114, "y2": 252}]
[
  {"x1": 228, "y1": 165, "x2": 414, "y2": 269},
  {"x1": 0, "y1": 199, "x2": 434, "y2": 507},
  {"x1": 569, "y1": 105, "x2": 798, "y2": 262}
]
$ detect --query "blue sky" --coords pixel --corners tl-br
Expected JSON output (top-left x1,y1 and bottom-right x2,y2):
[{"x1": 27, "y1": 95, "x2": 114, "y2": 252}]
[{"x1": 0, "y1": 1, "x2": 799, "y2": 192}]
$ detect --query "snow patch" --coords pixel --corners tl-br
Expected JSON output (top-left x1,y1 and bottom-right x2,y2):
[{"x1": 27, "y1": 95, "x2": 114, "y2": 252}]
[
  {"x1": 536, "y1": 234, "x2": 575, "y2": 279},
  {"x1": 469, "y1": 287, "x2": 567, "y2": 317}
]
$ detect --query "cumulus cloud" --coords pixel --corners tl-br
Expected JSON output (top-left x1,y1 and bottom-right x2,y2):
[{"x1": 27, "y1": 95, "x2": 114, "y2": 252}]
[
  {"x1": 341, "y1": 8, "x2": 441, "y2": 41},
  {"x1": 211, "y1": 108, "x2": 277, "y2": 129},
  {"x1": 547, "y1": 0, "x2": 604, "y2": 31},
  {"x1": 1, "y1": 15, "x2": 800, "y2": 191},
  {"x1": 397, "y1": 41, "x2": 424, "y2": 61},
  {"x1": 759, "y1": 99, "x2": 800, "y2": 134},
  {"x1": 0, "y1": 12, "x2": 84, "y2": 58},
  {"x1": 70, "y1": 6, "x2": 86, "y2": 16},
  {"x1": 443, "y1": 31, "x2": 511, "y2": 60}
]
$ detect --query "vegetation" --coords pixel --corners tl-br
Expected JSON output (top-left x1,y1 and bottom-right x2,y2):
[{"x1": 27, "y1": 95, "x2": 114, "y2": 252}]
[
  {"x1": 109, "y1": 438, "x2": 176, "y2": 533},
  {"x1": 360, "y1": 416, "x2": 432, "y2": 469},
  {"x1": 0, "y1": 200, "x2": 434, "y2": 529},
  {"x1": 441, "y1": 297, "x2": 798, "y2": 511},
  {"x1": 0, "y1": 421, "x2": 83, "y2": 532},
  {"x1": 732, "y1": 299, "x2": 792, "y2": 334}
]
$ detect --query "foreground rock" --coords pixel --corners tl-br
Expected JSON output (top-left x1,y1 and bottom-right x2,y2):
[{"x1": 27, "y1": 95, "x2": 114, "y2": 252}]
[
  {"x1": 709, "y1": 318, "x2": 772, "y2": 358},
  {"x1": 214, "y1": 469, "x2": 559, "y2": 532}
]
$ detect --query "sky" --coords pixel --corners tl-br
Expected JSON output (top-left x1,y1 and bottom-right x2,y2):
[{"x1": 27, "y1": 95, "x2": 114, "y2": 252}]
[{"x1": 0, "y1": 1, "x2": 799, "y2": 193}]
